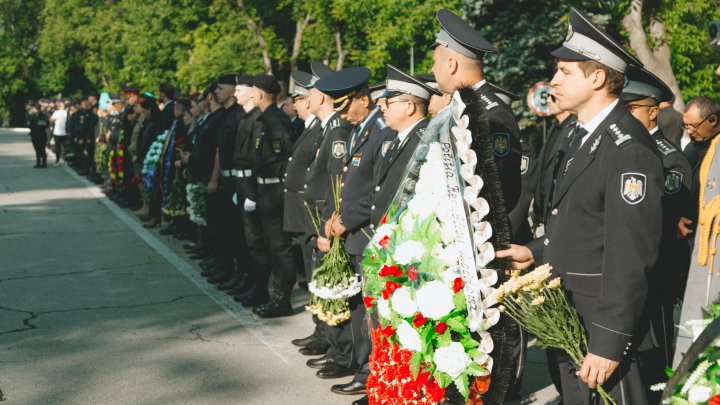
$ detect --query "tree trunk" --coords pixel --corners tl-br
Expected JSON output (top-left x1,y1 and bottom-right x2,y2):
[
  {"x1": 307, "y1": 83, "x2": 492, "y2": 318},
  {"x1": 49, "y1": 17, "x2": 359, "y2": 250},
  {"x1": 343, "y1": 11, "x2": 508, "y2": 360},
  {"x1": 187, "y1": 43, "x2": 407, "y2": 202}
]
[
  {"x1": 237, "y1": 0, "x2": 273, "y2": 74},
  {"x1": 290, "y1": 12, "x2": 311, "y2": 72},
  {"x1": 335, "y1": 27, "x2": 349, "y2": 71},
  {"x1": 622, "y1": 0, "x2": 685, "y2": 111}
]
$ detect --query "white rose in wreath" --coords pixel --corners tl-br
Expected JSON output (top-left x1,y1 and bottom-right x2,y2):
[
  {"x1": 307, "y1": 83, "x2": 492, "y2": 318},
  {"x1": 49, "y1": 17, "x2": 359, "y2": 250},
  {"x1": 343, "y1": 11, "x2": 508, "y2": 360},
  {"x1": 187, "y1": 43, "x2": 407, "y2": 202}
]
[
  {"x1": 390, "y1": 287, "x2": 417, "y2": 317},
  {"x1": 688, "y1": 386, "x2": 712, "y2": 403},
  {"x1": 377, "y1": 298, "x2": 391, "y2": 319},
  {"x1": 396, "y1": 320, "x2": 423, "y2": 352},
  {"x1": 433, "y1": 342, "x2": 471, "y2": 378},
  {"x1": 416, "y1": 280, "x2": 455, "y2": 320},
  {"x1": 394, "y1": 240, "x2": 425, "y2": 265}
]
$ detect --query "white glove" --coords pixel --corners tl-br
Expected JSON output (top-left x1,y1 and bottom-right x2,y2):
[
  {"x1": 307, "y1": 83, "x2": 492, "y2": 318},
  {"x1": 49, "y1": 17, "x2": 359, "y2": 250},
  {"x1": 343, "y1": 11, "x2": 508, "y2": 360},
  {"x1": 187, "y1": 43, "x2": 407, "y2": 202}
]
[
  {"x1": 232, "y1": 192, "x2": 238, "y2": 206},
  {"x1": 244, "y1": 199, "x2": 257, "y2": 212}
]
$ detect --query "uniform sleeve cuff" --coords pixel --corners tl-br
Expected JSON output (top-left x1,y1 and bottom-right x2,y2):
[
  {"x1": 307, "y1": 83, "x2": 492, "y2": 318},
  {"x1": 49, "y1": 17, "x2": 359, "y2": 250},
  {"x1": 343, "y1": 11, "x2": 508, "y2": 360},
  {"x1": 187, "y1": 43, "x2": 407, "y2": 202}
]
[{"x1": 588, "y1": 322, "x2": 633, "y2": 362}]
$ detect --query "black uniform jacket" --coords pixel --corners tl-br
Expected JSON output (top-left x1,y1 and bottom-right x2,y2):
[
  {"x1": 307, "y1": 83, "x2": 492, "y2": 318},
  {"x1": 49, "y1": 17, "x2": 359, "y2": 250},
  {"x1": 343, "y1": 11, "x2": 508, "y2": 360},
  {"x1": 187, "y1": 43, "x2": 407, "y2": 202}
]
[
  {"x1": 508, "y1": 136, "x2": 539, "y2": 244},
  {"x1": 370, "y1": 118, "x2": 428, "y2": 227},
  {"x1": 533, "y1": 115, "x2": 578, "y2": 222},
  {"x1": 189, "y1": 108, "x2": 226, "y2": 183},
  {"x1": 474, "y1": 82, "x2": 522, "y2": 223},
  {"x1": 302, "y1": 113, "x2": 352, "y2": 238},
  {"x1": 217, "y1": 104, "x2": 245, "y2": 170},
  {"x1": 339, "y1": 109, "x2": 397, "y2": 256},
  {"x1": 527, "y1": 102, "x2": 664, "y2": 362},
  {"x1": 254, "y1": 104, "x2": 295, "y2": 179},
  {"x1": 283, "y1": 117, "x2": 322, "y2": 233},
  {"x1": 650, "y1": 128, "x2": 692, "y2": 301}
]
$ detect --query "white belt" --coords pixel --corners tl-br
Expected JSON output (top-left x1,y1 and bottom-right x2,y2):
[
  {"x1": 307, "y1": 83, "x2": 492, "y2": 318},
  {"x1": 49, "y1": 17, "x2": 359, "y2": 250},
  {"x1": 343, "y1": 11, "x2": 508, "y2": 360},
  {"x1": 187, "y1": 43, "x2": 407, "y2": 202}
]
[
  {"x1": 235, "y1": 169, "x2": 253, "y2": 178},
  {"x1": 221, "y1": 169, "x2": 237, "y2": 177},
  {"x1": 257, "y1": 177, "x2": 281, "y2": 184}
]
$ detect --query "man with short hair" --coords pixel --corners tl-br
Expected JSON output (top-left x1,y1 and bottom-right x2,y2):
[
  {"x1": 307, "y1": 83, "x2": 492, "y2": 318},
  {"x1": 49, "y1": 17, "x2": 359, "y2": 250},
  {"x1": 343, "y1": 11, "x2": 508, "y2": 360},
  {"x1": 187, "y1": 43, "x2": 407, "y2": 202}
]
[
  {"x1": 158, "y1": 82, "x2": 176, "y2": 132},
  {"x1": 676, "y1": 97, "x2": 720, "y2": 365},
  {"x1": 678, "y1": 97, "x2": 720, "y2": 240},
  {"x1": 248, "y1": 74, "x2": 298, "y2": 319},
  {"x1": 370, "y1": 65, "x2": 434, "y2": 227},
  {"x1": 497, "y1": 8, "x2": 664, "y2": 403}
]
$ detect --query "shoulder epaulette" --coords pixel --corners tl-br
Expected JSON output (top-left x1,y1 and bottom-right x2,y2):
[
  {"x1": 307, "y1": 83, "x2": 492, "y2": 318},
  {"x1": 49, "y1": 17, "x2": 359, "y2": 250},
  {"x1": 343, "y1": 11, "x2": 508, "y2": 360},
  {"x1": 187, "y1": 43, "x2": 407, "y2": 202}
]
[
  {"x1": 608, "y1": 123, "x2": 633, "y2": 147},
  {"x1": 654, "y1": 137, "x2": 677, "y2": 156},
  {"x1": 375, "y1": 117, "x2": 388, "y2": 130},
  {"x1": 479, "y1": 93, "x2": 500, "y2": 111}
]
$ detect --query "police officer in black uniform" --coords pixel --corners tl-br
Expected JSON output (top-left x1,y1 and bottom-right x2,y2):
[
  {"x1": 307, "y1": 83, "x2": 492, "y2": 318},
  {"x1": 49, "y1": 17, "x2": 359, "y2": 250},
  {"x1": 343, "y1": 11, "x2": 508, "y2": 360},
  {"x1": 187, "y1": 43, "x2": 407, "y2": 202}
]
[
  {"x1": 231, "y1": 75, "x2": 267, "y2": 306},
  {"x1": 621, "y1": 65, "x2": 692, "y2": 402},
  {"x1": 208, "y1": 74, "x2": 247, "y2": 287},
  {"x1": 370, "y1": 65, "x2": 435, "y2": 227},
  {"x1": 301, "y1": 62, "x2": 354, "y2": 370},
  {"x1": 248, "y1": 74, "x2": 298, "y2": 318},
  {"x1": 321, "y1": 67, "x2": 397, "y2": 398},
  {"x1": 498, "y1": 9, "x2": 665, "y2": 404},
  {"x1": 284, "y1": 71, "x2": 328, "y2": 350}
]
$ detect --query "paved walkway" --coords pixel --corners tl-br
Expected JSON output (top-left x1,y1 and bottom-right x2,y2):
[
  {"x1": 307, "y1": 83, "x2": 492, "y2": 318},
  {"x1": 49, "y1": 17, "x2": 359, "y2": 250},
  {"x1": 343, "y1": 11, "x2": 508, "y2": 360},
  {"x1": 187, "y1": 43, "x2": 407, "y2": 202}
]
[{"x1": 0, "y1": 129, "x2": 558, "y2": 404}]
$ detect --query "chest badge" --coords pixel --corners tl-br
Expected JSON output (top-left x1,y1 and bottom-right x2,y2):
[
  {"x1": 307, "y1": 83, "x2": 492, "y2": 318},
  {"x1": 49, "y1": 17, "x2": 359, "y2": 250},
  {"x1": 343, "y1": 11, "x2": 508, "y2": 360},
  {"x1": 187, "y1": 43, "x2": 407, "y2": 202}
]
[
  {"x1": 381, "y1": 141, "x2": 393, "y2": 158},
  {"x1": 708, "y1": 177, "x2": 716, "y2": 191},
  {"x1": 332, "y1": 140, "x2": 346, "y2": 159},
  {"x1": 492, "y1": 133, "x2": 510, "y2": 157},
  {"x1": 621, "y1": 173, "x2": 646, "y2": 204},
  {"x1": 664, "y1": 171, "x2": 682, "y2": 195}
]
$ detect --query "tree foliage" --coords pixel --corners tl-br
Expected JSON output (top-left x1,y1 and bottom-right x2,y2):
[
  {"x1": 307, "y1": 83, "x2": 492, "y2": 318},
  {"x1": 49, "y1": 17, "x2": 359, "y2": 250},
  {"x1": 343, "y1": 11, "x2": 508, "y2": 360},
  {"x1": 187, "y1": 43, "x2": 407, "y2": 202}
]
[{"x1": 0, "y1": 0, "x2": 716, "y2": 126}]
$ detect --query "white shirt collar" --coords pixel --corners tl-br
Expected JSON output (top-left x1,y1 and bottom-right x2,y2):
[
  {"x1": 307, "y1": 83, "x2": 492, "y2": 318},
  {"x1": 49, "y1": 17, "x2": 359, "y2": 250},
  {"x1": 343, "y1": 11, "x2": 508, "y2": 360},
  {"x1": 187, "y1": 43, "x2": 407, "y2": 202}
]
[
  {"x1": 305, "y1": 115, "x2": 316, "y2": 128},
  {"x1": 649, "y1": 126, "x2": 659, "y2": 135},
  {"x1": 397, "y1": 118, "x2": 425, "y2": 144},
  {"x1": 578, "y1": 99, "x2": 619, "y2": 146},
  {"x1": 320, "y1": 113, "x2": 335, "y2": 129},
  {"x1": 471, "y1": 79, "x2": 487, "y2": 91}
]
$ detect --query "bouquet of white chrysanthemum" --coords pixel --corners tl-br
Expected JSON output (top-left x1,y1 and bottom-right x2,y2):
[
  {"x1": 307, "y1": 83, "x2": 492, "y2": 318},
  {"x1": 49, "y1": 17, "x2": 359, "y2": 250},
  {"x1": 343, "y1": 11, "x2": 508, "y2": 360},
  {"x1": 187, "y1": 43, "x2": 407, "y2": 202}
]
[
  {"x1": 305, "y1": 175, "x2": 361, "y2": 326},
  {"x1": 495, "y1": 264, "x2": 616, "y2": 405},
  {"x1": 185, "y1": 182, "x2": 207, "y2": 225}
]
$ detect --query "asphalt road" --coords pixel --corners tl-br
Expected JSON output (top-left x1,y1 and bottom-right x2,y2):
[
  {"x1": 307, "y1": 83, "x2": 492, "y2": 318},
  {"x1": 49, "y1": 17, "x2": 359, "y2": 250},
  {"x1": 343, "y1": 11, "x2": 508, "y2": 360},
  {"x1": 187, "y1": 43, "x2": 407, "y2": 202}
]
[{"x1": 0, "y1": 129, "x2": 558, "y2": 405}]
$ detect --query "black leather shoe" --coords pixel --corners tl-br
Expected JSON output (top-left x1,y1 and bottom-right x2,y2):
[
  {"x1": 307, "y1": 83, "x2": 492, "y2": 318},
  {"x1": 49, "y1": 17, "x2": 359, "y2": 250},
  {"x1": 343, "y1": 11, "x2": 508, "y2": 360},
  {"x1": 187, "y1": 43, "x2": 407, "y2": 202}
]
[
  {"x1": 316, "y1": 363, "x2": 356, "y2": 379},
  {"x1": 253, "y1": 301, "x2": 292, "y2": 318},
  {"x1": 241, "y1": 291, "x2": 270, "y2": 307},
  {"x1": 306, "y1": 354, "x2": 334, "y2": 369},
  {"x1": 330, "y1": 380, "x2": 366, "y2": 395},
  {"x1": 299, "y1": 341, "x2": 329, "y2": 356},
  {"x1": 351, "y1": 395, "x2": 369, "y2": 405},
  {"x1": 291, "y1": 333, "x2": 317, "y2": 347}
]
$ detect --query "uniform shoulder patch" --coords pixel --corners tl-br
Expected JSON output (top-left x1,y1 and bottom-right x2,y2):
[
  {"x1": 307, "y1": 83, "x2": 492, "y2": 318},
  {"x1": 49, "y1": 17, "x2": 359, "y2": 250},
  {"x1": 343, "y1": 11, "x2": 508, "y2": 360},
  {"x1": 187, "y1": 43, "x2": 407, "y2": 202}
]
[
  {"x1": 332, "y1": 140, "x2": 346, "y2": 159},
  {"x1": 520, "y1": 156, "x2": 530, "y2": 175},
  {"x1": 329, "y1": 118, "x2": 340, "y2": 131},
  {"x1": 655, "y1": 138, "x2": 677, "y2": 156},
  {"x1": 608, "y1": 124, "x2": 633, "y2": 147},
  {"x1": 492, "y1": 133, "x2": 510, "y2": 157},
  {"x1": 664, "y1": 170, "x2": 683, "y2": 195},
  {"x1": 621, "y1": 172, "x2": 646, "y2": 204},
  {"x1": 375, "y1": 117, "x2": 388, "y2": 130}
]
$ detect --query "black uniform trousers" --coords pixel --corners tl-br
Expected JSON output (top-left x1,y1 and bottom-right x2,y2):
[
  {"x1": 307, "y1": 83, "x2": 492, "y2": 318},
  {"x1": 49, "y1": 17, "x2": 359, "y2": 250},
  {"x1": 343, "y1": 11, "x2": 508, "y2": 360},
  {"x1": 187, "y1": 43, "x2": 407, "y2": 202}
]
[
  {"x1": 210, "y1": 176, "x2": 247, "y2": 271},
  {"x1": 236, "y1": 177, "x2": 266, "y2": 291},
  {"x1": 31, "y1": 134, "x2": 47, "y2": 163},
  {"x1": 255, "y1": 182, "x2": 296, "y2": 295}
]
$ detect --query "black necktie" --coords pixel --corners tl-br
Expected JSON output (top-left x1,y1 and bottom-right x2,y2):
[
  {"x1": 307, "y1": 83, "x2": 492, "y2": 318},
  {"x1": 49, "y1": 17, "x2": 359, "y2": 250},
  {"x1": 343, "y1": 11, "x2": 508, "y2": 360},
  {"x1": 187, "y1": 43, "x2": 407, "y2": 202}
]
[{"x1": 561, "y1": 126, "x2": 588, "y2": 179}]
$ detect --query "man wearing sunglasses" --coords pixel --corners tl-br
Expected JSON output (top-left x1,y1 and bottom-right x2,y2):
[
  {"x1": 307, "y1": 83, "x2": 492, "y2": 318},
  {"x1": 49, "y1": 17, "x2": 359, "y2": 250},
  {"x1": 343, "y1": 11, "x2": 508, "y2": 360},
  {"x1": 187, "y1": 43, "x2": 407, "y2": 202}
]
[{"x1": 678, "y1": 97, "x2": 720, "y2": 240}]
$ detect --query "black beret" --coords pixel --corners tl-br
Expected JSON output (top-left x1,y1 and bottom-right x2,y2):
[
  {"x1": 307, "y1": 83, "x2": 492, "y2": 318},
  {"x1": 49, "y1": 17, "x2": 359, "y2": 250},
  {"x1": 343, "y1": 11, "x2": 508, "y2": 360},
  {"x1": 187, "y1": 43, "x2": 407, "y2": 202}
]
[
  {"x1": 217, "y1": 74, "x2": 237, "y2": 85},
  {"x1": 253, "y1": 74, "x2": 281, "y2": 95},
  {"x1": 236, "y1": 75, "x2": 253, "y2": 87}
]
